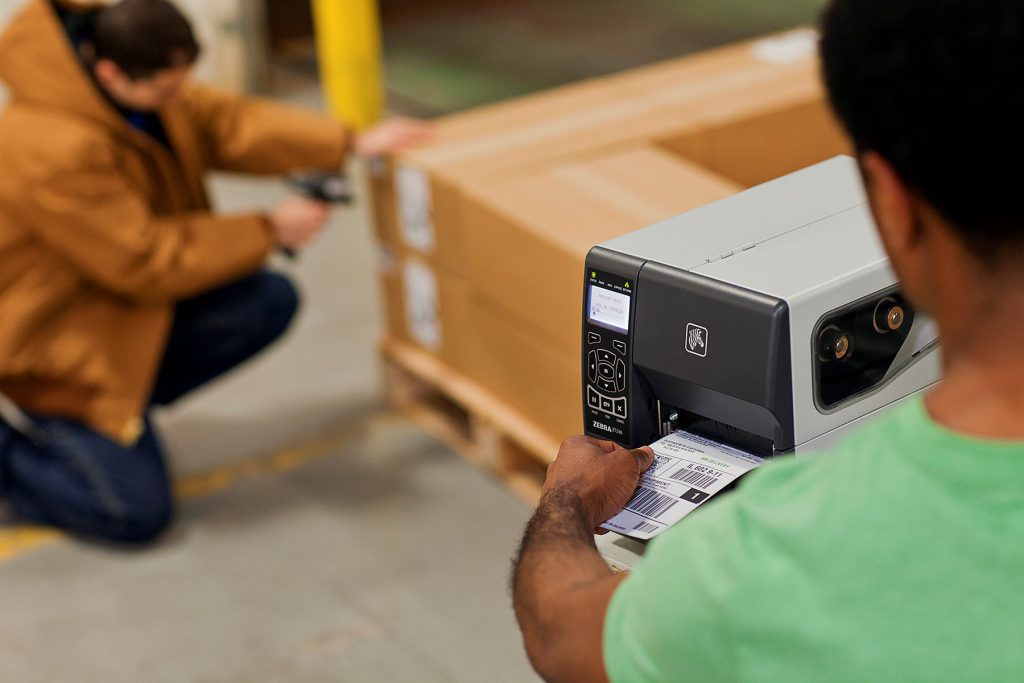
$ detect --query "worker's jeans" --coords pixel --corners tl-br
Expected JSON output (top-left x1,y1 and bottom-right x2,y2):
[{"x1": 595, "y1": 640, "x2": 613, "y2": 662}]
[{"x1": 0, "y1": 271, "x2": 299, "y2": 543}]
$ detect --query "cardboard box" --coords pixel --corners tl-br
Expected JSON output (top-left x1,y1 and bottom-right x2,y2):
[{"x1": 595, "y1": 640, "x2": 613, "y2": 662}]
[
  {"x1": 378, "y1": 247, "x2": 582, "y2": 439},
  {"x1": 460, "y1": 146, "x2": 742, "y2": 354},
  {"x1": 383, "y1": 58, "x2": 719, "y2": 273},
  {"x1": 370, "y1": 28, "x2": 856, "y2": 448},
  {"x1": 379, "y1": 71, "x2": 645, "y2": 274},
  {"x1": 686, "y1": 93, "x2": 850, "y2": 188},
  {"x1": 380, "y1": 29, "x2": 850, "y2": 276},
  {"x1": 367, "y1": 158, "x2": 399, "y2": 245},
  {"x1": 632, "y1": 30, "x2": 852, "y2": 185},
  {"x1": 654, "y1": 67, "x2": 851, "y2": 186},
  {"x1": 392, "y1": 103, "x2": 707, "y2": 275},
  {"x1": 375, "y1": 242, "x2": 405, "y2": 340},
  {"x1": 459, "y1": 294, "x2": 583, "y2": 440}
]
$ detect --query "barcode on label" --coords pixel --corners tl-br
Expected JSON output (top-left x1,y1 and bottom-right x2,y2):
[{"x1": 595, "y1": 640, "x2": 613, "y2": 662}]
[
  {"x1": 669, "y1": 467, "x2": 719, "y2": 489},
  {"x1": 632, "y1": 521, "x2": 659, "y2": 534},
  {"x1": 626, "y1": 488, "x2": 679, "y2": 518},
  {"x1": 650, "y1": 454, "x2": 673, "y2": 475}
]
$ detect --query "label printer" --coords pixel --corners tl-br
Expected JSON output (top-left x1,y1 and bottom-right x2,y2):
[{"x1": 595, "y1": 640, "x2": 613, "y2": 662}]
[{"x1": 582, "y1": 156, "x2": 941, "y2": 458}]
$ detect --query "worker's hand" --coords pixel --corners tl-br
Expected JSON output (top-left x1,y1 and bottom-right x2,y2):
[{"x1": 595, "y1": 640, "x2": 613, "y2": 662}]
[
  {"x1": 542, "y1": 436, "x2": 654, "y2": 529},
  {"x1": 267, "y1": 196, "x2": 330, "y2": 250},
  {"x1": 354, "y1": 118, "x2": 433, "y2": 157}
]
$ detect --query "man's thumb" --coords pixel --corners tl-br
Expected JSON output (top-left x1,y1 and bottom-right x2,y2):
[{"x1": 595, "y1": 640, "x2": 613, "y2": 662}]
[{"x1": 628, "y1": 446, "x2": 655, "y2": 473}]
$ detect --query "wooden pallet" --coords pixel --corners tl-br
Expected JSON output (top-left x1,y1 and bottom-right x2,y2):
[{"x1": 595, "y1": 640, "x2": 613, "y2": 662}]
[{"x1": 380, "y1": 338, "x2": 561, "y2": 504}]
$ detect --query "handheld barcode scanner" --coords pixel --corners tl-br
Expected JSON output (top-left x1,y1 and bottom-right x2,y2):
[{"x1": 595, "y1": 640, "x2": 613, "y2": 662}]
[
  {"x1": 280, "y1": 171, "x2": 354, "y2": 258},
  {"x1": 287, "y1": 170, "x2": 354, "y2": 204},
  {"x1": 583, "y1": 157, "x2": 942, "y2": 567}
]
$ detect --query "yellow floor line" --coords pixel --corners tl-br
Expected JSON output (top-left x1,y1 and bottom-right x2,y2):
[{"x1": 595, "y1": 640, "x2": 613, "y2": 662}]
[
  {"x1": 0, "y1": 526, "x2": 63, "y2": 562},
  {"x1": 0, "y1": 419, "x2": 376, "y2": 564}
]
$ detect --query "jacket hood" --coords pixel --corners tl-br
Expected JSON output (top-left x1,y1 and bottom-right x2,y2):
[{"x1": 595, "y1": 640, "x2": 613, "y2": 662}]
[{"x1": 0, "y1": 0, "x2": 124, "y2": 131}]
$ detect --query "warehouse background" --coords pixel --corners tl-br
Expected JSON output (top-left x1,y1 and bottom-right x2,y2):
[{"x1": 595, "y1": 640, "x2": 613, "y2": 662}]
[{"x1": 0, "y1": 1, "x2": 826, "y2": 680}]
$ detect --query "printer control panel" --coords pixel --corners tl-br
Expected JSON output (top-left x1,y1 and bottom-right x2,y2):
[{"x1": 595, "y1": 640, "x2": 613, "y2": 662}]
[{"x1": 583, "y1": 269, "x2": 634, "y2": 440}]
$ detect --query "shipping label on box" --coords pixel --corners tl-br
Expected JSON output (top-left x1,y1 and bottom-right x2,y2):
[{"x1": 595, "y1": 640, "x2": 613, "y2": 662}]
[
  {"x1": 396, "y1": 165, "x2": 436, "y2": 253},
  {"x1": 402, "y1": 259, "x2": 441, "y2": 350}
]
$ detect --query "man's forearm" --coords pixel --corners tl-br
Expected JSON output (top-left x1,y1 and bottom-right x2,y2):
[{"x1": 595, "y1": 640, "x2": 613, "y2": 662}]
[{"x1": 512, "y1": 485, "x2": 621, "y2": 682}]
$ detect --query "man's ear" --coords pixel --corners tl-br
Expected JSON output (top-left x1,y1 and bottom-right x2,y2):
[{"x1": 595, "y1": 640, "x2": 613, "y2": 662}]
[
  {"x1": 860, "y1": 151, "x2": 921, "y2": 259},
  {"x1": 92, "y1": 58, "x2": 127, "y2": 91}
]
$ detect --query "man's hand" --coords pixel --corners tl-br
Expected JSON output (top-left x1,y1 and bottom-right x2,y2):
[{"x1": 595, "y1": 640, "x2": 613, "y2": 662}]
[
  {"x1": 267, "y1": 196, "x2": 330, "y2": 250},
  {"x1": 512, "y1": 436, "x2": 653, "y2": 682},
  {"x1": 354, "y1": 117, "x2": 433, "y2": 157},
  {"x1": 544, "y1": 436, "x2": 655, "y2": 529}
]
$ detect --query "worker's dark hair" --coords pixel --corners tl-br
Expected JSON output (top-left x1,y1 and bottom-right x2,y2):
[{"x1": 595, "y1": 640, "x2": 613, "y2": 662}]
[
  {"x1": 92, "y1": 0, "x2": 200, "y2": 79},
  {"x1": 820, "y1": 0, "x2": 1024, "y2": 261}
]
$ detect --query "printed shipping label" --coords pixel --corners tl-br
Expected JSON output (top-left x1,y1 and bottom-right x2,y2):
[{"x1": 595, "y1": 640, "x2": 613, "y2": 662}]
[
  {"x1": 600, "y1": 431, "x2": 765, "y2": 541},
  {"x1": 402, "y1": 259, "x2": 441, "y2": 350},
  {"x1": 395, "y1": 165, "x2": 435, "y2": 253}
]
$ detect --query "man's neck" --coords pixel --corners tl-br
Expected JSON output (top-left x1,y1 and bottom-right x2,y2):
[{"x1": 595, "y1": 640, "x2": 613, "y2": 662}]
[{"x1": 927, "y1": 280, "x2": 1024, "y2": 440}]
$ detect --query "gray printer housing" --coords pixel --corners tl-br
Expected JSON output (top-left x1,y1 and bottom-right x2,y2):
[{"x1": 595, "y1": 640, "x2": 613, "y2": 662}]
[{"x1": 582, "y1": 156, "x2": 941, "y2": 455}]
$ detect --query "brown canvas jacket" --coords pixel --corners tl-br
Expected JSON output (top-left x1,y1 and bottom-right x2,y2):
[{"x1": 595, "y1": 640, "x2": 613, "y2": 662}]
[{"x1": 0, "y1": 0, "x2": 350, "y2": 443}]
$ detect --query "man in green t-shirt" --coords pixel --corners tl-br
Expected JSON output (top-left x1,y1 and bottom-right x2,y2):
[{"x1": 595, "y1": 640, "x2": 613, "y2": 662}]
[{"x1": 512, "y1": 1, "x2": 1024, "y2": 681}]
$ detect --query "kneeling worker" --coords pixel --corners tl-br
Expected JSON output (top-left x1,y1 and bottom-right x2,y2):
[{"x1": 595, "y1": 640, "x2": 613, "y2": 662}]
[
  {"x1": 0, "y1": 0, "x2": 429, "y2": 543},
  {"x1": 513, "y1": 0, "x2": 1024, "y2": 680}
]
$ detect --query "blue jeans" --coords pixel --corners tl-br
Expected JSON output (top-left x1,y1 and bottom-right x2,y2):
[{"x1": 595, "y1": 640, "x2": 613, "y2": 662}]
[{"x1": 0, "y1": 271, "x2": 299, "y2": 543}]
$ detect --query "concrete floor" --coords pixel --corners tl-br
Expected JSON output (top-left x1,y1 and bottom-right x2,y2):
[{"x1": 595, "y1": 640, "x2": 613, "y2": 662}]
[{"x1": 0, "y1": 71, "x2": 541, "y2": 682}]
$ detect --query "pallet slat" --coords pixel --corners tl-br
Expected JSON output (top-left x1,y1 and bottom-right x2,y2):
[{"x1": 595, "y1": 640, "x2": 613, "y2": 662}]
[{"x1": 381, "y1": 338, "x2": 561, "y2": 503}]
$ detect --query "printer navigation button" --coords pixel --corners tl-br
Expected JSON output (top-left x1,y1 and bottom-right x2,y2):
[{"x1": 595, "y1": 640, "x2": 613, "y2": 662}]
[
  {"x1": 597, "y1": 378, "x2": 616, "y2": 393},
  {"x1": 597, "y1": 350, "x2": 616, "y2": 364},
  {"x1": 615, "y1": 359, "x2": 626, "y2": 391},
  {"x1": 612, "y1": 340, "x2": 627, "y2": 355},
  {"x1": 588, "y1": 351, "x2": 599, "y2": 382},
  {"x1": 588, "y1": 332, "x2": 602, "y2": 345},
  {"x1": 587, "y1": 386, "x2": 601, "y2": 409},
  {"x1": 613, "y1": 398, "x2": 628, "y2": 418},
  {"x1": 598, "y1": 362, "x2": 615, "y2": 380}
]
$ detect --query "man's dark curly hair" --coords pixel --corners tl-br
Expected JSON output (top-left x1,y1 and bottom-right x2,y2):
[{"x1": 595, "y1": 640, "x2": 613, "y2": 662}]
[
  {"x1": 820, "y1": 0, "x2": 1024, "y2": 260},
  {"x1": 93, "y1": 0, "x2": 200, "y2": 79}
]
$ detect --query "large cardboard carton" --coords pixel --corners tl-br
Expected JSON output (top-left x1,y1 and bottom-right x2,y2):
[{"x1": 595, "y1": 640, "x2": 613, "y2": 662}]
[
  {"x1": 367, "y1": 158, "x2": 400, "y2": 246},
  {"x1": 372, "y1": 29, "x2": 856, "y2": 452},
  {"x1": 391, "y1": 105, "x2": 707, "y2": 275},
  {"x1": 635, "y1": 30, "x2": 852, "y2": 185},
  {"x1": 653, "y1": 67, "x2": 850, "y2": 186},
  {"x1": 459, "y1": 146, "x2": 742, "y2": 354},
  {"x1": 459, "y1": 294, "x2": 583, "y2": 440},
  {"x1": 378, "y1": 247, "x2": 582, "y2": 439},
  {"x1": 380, "y1": 30, "x2": 849, "y2": 277},
  {"x1": 377, "y1": 72, "x2": 642, "y2": 273}
]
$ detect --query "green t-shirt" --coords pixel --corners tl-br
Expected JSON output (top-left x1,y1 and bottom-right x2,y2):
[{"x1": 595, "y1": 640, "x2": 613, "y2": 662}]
[{"x1": 604, "y1": 396, "x2": 1024, "y2": 682}]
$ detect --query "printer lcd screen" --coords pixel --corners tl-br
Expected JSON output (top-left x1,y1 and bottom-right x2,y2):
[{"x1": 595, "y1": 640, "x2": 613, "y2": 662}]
[{"x1": 588, "y1": 285, "x2": 631, "y2": 334}]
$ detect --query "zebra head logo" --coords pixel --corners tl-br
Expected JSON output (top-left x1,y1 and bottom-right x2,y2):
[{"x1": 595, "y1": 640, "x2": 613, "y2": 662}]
[{"x1": 685, "y1": 323, "x2": 708, "y2": 357}]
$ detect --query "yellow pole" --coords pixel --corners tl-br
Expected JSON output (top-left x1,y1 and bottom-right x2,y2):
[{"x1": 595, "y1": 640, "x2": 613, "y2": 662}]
[{"x1": 311, "y1": 0, "x2": 384, "y2": 130}]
